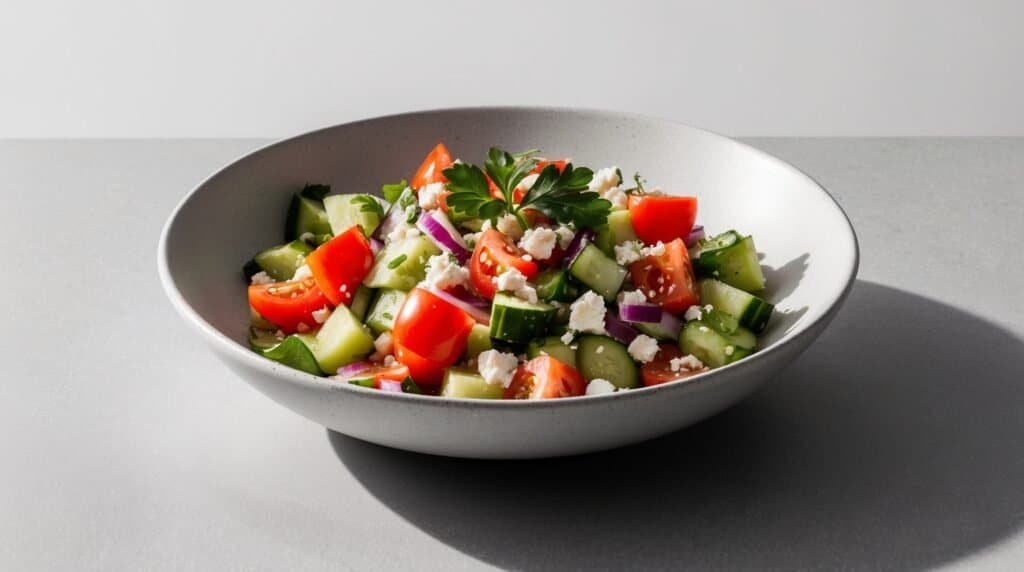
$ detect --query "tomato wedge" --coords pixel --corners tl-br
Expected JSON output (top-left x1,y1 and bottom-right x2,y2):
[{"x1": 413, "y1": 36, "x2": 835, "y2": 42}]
[
  {"x1": 469, "y1": 229, "x2": 539, "y2": 299},
  {"x1": 531, "y1": 159, "x2": 568, "y2": 174},
  {"x1": 392, "y1": 288, "x2": 475, "y2": 384},
  {"x1": 504, "y1": 356, "x2": 586, "y2": 399},
  {"x1": 629, "y1": 238, "x2": 700, "y2": 313},
  {"x1": 411, "y1": 143, "x2": 453, "y2": 189},
  {"x1": 394, "y1": 343, "x2": 446, "y2": 386},
  {"x1": 248, "y1": 278, "x2": 330, "y2": 334},
  {"x1": 628, "y1": 195, "x2": 698, "y2": 245},
  {"x1": 305, "y1": 226, "x2": 375, "y2": 307},
  {"x1": 351, "y1": 364, "x2": 411, "y2": 388},
  {"x1": 641, "y1": 345, "x2": 708, "y2": 386}
]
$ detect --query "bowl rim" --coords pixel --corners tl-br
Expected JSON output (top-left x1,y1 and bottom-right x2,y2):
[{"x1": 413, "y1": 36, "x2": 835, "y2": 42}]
[{"x1": 157, "y1": 105, "x2": 859, "y2": 409}]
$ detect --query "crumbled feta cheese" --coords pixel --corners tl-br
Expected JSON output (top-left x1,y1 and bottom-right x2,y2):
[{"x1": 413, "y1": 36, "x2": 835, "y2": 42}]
[
  {"x1": 515, "y1": 173, "x2": 539, "y2": 193},
  {"x1": 588, "y1": 166, "x2": 621, "y2": 195},
  {"x1": 725, "y1": 345, "x2": 735, "y2": 356},
  {"x1": 627, "y1": 334, "x2": 659, "y2": 363},
  {"x1": 554, "y1": 225, "x2": 576, "y2": 250},
  {"x1": 291, "y1": 264, "x2": 313, "y2": 281},
  {"x1": 462, "y1": 231, "x2": 482, "y2": 247},
  {"x1": 387, "y1": 224, "x2": 420, "y2": 242},
  {"x1": 299, "y1": 232, "x2": 315, "y2": 243},
  {"x1": 618, "y1": 290, "x2": 647, "y2": 306},
  {"x1": 311, "y1": 306, "x2": 331, "y2": 324},
  {"x1": 699, "y1": 326, "x2": 710, "y2": 333},
  {"x1": 596, "y1": 345, "x2": 605, "y2": 354},
  {"x1": 374, "y1": 332, "x2": 394, "y2": 356},
  {"x1": 614, "y1": 240, "x2": 644, "y2": 266},
  {"x1": 568, "y1": 291, "x2": 607, "y2": 334},
  {"x1": 684, "y1": 305, "x2": 704, "y2": 321},
  {"x1": 586, "y1": 378, "x2": 617, "y2": 395},
  {"x1": 560, "y1": 331, "x2": 575, "y2": 345},
  {"x1": 250, "y1": 271, "x2": 274, "y2": 285},
  {"x1": 523, "y1": 254, "x2": 533, "y2": 261},
  {"x1": 670, "y1": 355, "x2": 704, "y2": 372},
  {"x1": 518, "y1": 227, "x2": 557, "y2": 260},
  {"x1": 424, "y1": 254, "x2": 469, "y2": 290},
  {"x1": 704, "y1": 304, "x2": 714, "y2": 313},
  {"x1": 495, "y1": 214, "x2": 524, "y2": 240},
  {"x1": 495, "y1": 267, "x2": 537, "y2": 303},
  {"x1": 477, "y1": 350, "x2": 519, "y2": 388},
  {"x1": 603, "y1": 186, "x2": 628, "y2": 210},
  {"x1": 642, "y1": 241, "x2": 666, "y2": 257},
  {"x1": 383, "y1": 355, "x2": 397, "y2": 367},
  {"x1": 418, "y1": 182, "x2": 445, "y2": 210}
]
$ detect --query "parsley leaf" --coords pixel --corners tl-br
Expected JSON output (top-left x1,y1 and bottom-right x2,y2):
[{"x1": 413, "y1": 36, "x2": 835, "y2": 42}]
[
  {"x1": 353, "y1": 195, "x2": 385, "y2": 219},
  {"x1": 519, "y1": 163, "x2": 611, "y2": 228},
  {"x1": 381, "y1": 179, "x2": 407, "y2": 203},
  {"x1": 442, "y1": 162, "x2": 506, "y2": 222},
  {"x1": 484, "y1": 147, "x2": 538, "y2": 205}
]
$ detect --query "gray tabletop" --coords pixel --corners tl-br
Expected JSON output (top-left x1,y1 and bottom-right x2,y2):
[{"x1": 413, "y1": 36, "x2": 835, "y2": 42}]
[{"x1": 2, "y1": 138, "x2": 1022, "y2": 571}]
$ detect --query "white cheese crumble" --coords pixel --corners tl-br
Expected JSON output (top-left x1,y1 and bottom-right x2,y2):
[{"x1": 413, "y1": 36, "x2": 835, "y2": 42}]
[
  {"x1": 568, "y1": 291, "x2": 607, "y2": 334},
  {"x1": 725, "y1": 345, "x2": 735, "y2": 356},
  {"x1": 642, "y1": 241, "x2": 666, "y2": 257},
  {"x1": 670, "y1": 355, "x2": 704, "y2": 372},
  {"x1": 618, "y1": 289, "x2": 648, "y2": 306},
  {"x1": 418, "y1": 182, "x2": 446, "y2": 210},
  {"x1": 462, "y1": 231, "x2": 482, "y2": 247},
  {"x1": 586, "y1": 378, "x2": 617, "y2": 395},
  {"x1": 374, "y1": 332, "x2": 394, "y2": 356},
  {"x1": 311, "y1": 306, "x2": 331, "y2": 324},
  {"x1": 477, "y1": 350, "x2": 519, "y2": 388},
  {"x1": 560, "y1": 331, "x2": 575, "y2": 345},
  {"x1": 554, "y1": 225, "x2": 576, "y2": 250},
  {"x1": 299, "y1": 232, "x2": 315, "y2": 243},
  {"x1": 494, "y1": 267, "x2": 538, "y2": 304},
  {"x1": 495, "y1": 214, "x2": 524, "y2": 240},
  {"x1": 627, "y1": 334, "x2": 659, "y2": 363},
  {"x1": 603, "y1": 186, "x2": 628, "y2": 210},
  {"x1": 588, "y1": 166, "x2": 621, "y2": 195},
  {"x1": 596, "y1": 345, "x2": 605, "y2": 354},
  {"x1": 250, "y1": 271, "x2": 274, "y2": 285},
  {"x1": 424, "y1": 254, "x2": 469, "y2": 290},
  {"x1": 614, "y1": 240, "x2": 644, "y2": 266},
  {"x1": 387, "y1": 224, "x2": 420, "y2": 242},
  {"x1": 518, "y1": 227, "x2": 558, "y2": 260},
  {"x1": 291, "y1": 264, "x2": 313, "y2": 282},
  {"x1": 684, "y1": 305, "x2": 704, "y2": 321}
]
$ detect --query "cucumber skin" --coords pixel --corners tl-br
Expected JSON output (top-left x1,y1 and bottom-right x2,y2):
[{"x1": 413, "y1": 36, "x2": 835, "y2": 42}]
[
  {"x1": 527, "y1": 336, "x2": 577, "y2": 368},
  {"x1": 365, "y1": 289, "x2": 407, "y2": 335},
  {"x1": 535, "y1": 269, "x2": 577, "y2": 303},
  {"x1": 285, "y1": 192, "x2": 332, "y2": 243},
  {"x1": 349, "y1": 285, "x2": 375, "y2": 322},
  {"x1": 441, "y1": 368, "x2": 504, "y2": 399},
  {"x1": 695, "y1": 233, "x2": 766, "y2": 293},
  {"x1": 678, "y1": 321, "x2": 754, "y2": 368},
  {"x1": 595, "y1": 210, "x2": 638, "y2": 256},
  {"x1": 576, "y1": 335, "x2": 639, "y2": 389},
  {"x1": 364, "y1": 236, "x2": 441, "y2": 290},
  {"x1": 568, "y1": 244, "x2": 628, "y2": 301},
  {"x1": 489, "y1": 293, "x2": 556, "y2": 343},
  {"x1": 248, "y1": 240, "x2": 312, "y2": 282},
  {"x1": 699, "y1": 278, "x2": 774, "y2": 333}
]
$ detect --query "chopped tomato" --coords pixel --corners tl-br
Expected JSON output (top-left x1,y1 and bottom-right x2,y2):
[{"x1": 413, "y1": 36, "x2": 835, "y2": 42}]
[
  {"x1": 305, "y1": 227, "x2": 375, "y2": 307},
  {"x1": 410, "y1": 143, "x2": 453, "y2": 189},
  {"x1": 531, "y1": 159, "x2": 568, "y2": 174},
  {"x1": 468, "y1": 229, "x2": 539, "y2": 299},
  {"x1": 356, "y1": 364, "x2": 411, "y2": 388},
  {"x1": 504, "y1": 356, "x2": 586, "y2": 399},
  {"x1": 248, "y1": 278, "x2": 330, "y2": 334},
  {"x1": 641, "y1": 345, "x2": 708, "y2": 387},
  {"x1": 394, "y1": 342, "x2": 446, "y2": 386},
  {"x1": 392, "y1": 289, "x2": 475, "y2": 384},
  {"x1": 628, "y1": 195, "x2": 698, "y2": 245},
  {"x1": 629, "y1": 238, "x2": 700, "y2": 313}
]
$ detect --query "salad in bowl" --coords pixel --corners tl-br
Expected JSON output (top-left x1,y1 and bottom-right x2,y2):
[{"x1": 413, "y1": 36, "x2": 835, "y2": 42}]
[{"x1": 244, "y1": 143, "x2": 774, "y2": 400}]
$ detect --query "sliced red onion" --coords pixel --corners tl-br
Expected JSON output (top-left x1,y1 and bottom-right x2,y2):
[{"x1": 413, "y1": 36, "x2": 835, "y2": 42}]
[
  {"x1": 604, "y1": 311, "x2": 639, "y2": 345},
  {"x1": 336, "y1": 361, "x2": 373, "y2": 379},
  {"x1": 563, "y1": 229, "x2": 595, "y2": 267},
  {"x1": 427, "y1": 286, "x2": 491, "y2": 324},
  {"x1": 369, "y1": 237, "x2": 384, "y2": 255},
  {"x1": 417, "y1": 211, "x2": 470, "y2": 264},
  {"x1": 372, "y1": 202, "x2": 410, "y2": 242},
  {"x1": 379, "y1": 380, "x2": 404, "y2": 393},
  {"x1": 619, "y1": 303, "x2": 662, "y2": 324},
  {"x1": 684, "y1": 225, "x2": 705, "y2": 248}
]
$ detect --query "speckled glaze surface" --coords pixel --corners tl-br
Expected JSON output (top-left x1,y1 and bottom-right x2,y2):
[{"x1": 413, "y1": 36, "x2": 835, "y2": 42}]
[{"x1": 158, "y1": 107, "x2": 858, "y2": 459}]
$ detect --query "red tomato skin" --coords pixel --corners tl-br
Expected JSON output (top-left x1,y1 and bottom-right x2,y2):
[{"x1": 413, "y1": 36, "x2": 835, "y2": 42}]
[
  {"x1": 248, "y1": 278, "x2": 330, "y2": 334},
  {"x1": 629, "y1": 239, "x2": 700, "y2": 313},
  {"x1": 392, "y1": 288, "x2": 475, "y2": 369},
  {"x1": 628, "y1": 195, "x2": 698, "y2": 245},
  {"x1": 504, "y1": 356, "x2": 586, "y2": 399},
  {"x1": 469, "y1": 229, "x2": 539, "y2": 299},
  {"x1": 641, "y1": 345, "x2": 708, "y2": 387},
  {"x1": 305, "y1": 227, "x2": 375, "y2": 307},
  {"x1": 411, "y1": 143, "x2": 453, "y2": 189},
  {"x1": 394, "y1": 342, "x2": 446, "y2": 386}
]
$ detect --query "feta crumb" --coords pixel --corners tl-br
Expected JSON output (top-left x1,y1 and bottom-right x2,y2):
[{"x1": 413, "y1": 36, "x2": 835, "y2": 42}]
[
  {"x1": 518, "y1": 227, "x2": 558, "y2": 260},
  {"x1": 699, "y1": 326, "x2": 710, "y2": 333},
  {"x1": 495, "y1": 267, "x2": 538, "y2": 303},
  {"x1": 684, "y1": 305, "x2": 704, "y2": 321},
  {"x1": 596, "y1": 345, "x2": 605, "y2": 354},
  {"x1": 477, "y1": 349, "x2": 519, "y2": 388},
  {"x1": 670, "y1": 354, "x2": 704, "y2": 373},
  {"x1": 588, "y1": 166, "x2": 621, "y2": 195},
  {"x1": 424, "y1": 254, "x2": 469, "y2": 290},
  {"x1": 311, "y1": 306, "x2": 331, "y2": 324},
  {"x1": 554, "y1": 225, "x2": 576, "y2": 250},
  {"x1": 704, "y1": 304, "x2": 714, "y2": 313},
  {"x1": 250, "y1": 271, "x2": 274, "y2": 285},
  {"x1": 383, "y1": 355, "x2": 397, "y2": 367},
  {"x1": 614, "y1": 240, "x2": 644, "y2": 266},
  {"x1": 568, "y1": 291, "x2": 607, "y2": 334},
  {"x1": 515, "y1": 173, "x2": 539, "y2": 193},
  {"x1": 603, "y1": 186, "x2": 628, "y2": 210},
  {"x1": 560, "y1": 331, "x2": 575, "y2": 345},
  {"x1": 374, "y1": 332, "x2": 394, "y2": 356},
  {"x1": 299, "y1": 232, "x2": 315, "y2": 243},
  {"x1": 495, "y1": 214, "x2": 524, "y2": 240},
  {"x1": 642, "y1": 241, "x2": 666, "y2": 257},
  {"x1": 618, "y1": 289, "x2": 648, "y2": 306},
  {"x1": 418, "y1": 182, "x2": 446, "y2": 210},
  {"x1": 462, "y1": 231, "x2": 482, "y2": 247},
  {"x1": 725, "y1": 345, "x2": 735, "y2": 356},
  {"x1": 627, "y1": 334, "x2": 659, "y2": 363},
  {"x1": 523, "y1": 254, "x2": 533, "y2": 261},
  {"x1": 291, "y1": 264, "x2": 313, "y2": 281},
  {"x1": 586, "y1": 378, "x2": 617, "y2": 395},
  {"x1": 387, "y1": 224, "x2": 420, "y2": 242}
]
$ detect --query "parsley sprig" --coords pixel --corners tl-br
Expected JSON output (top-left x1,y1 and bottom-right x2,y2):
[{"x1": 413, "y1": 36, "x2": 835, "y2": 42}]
[{"x1": 443, "y1": 147, "x2": 612, "y2": 229}]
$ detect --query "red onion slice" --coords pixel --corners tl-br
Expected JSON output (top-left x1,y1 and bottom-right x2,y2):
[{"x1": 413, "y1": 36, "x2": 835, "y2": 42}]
[
  {"x1": 684, "y1": 225, "x2": 705, "y2": 248},
  {"x1": 427, "y1": 286, "x2": 491, "y2": 325},
  {"x1": 603, "y1": 311, "x2": 639, "y2": 345},
  {"x1": 563, "y1": 229, "x2": 595, "y2": 267},
  {"x1": 417, "y1": 211, "x2": 470, "y2": 264},
  {"x1": 656, "y1": 312, "x2": 684, "y2": 340},
  {"x1": 619, "y1": 303, "x2": 662, "y2": 324},
  {"x1": 336, "y1": 361, "x2": 373, "y2": 379},
  {"x1": 379, "y1": 380, "x2": 404, "y2": 393},
  {"x1": 372, "y1": 201, "x2": 412, "y2": 242},
  {"x1": 369, "y1": 237, "x2": 384, "y2": 255}
]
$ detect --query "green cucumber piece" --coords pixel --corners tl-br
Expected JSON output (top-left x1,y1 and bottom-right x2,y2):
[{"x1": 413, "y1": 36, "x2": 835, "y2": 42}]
[
  {"x1": 489, "y1": 293, "x2": 556, "y2": 343},
  {"x1": 634, "y1": 319, "x2": 680, "y2": 341},
  {"x1": 244, "y1": 240, "x2": 312, "y2": 281},
  {"x1": 699, "y1": 278, "x2": 774, "y2": 333},
  {"x1": 257, "y1": 335, "x2": 325, "y2": 376},
  {"x1": 440, "y1": 368, "x2": 504, "y2": 399},
  {"x1": 576, "y1": 335, "x2": 639, "y2": 389},
  {"x1": 466, "y1": 323, "x2": 493, "y2": 359},
  {"x1": 679, "y1": 320, "x2": 755, "y2": 368},
  {"x1": 527, "y1": 336, "x2": 577, "y2": 367},
  {"x1": 349, "y1": 285, "x2": 375, "y2": 322},
  {"x1": 535, "y1": 269, "x2": 577, "y2": 303},
  {"x1": 594, "y1": 210, "x2": 638, "y2": 256},
  {"x1": 306, "y1": 304, "x2": 375, "y2": 373},
  {"x1": 249, "y1": 327, "x2": 284, "y2": 351},
  {"x1": 323, "y1": 194, "x2": 385, "y2": 236},
  {"x1": 695, "y1": 231, "x2": 765, "y2": 292},
  {"x1": 365, "y1": 289, "x2": 407, "y2": 335},
  {"x1": 364, "y1": 235, "x2": 441, "y2": 290},
  {"x1": 285, "y1": 184, "x2": 333, "y2": 243},
  {"x1": 568, "y1": 243, "x2": 627, "y2": 301}
]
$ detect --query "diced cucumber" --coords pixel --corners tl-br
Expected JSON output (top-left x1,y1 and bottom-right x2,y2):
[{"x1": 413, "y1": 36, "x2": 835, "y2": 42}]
[
  {"x1": 576, "y1": 335, "x2": 639, "y2": 389},
  {"x1": 699, "y1": 278, "x2": 773, "y2": 333},
  {"x1": 568, "y1": 243, "x2": 627, "y2": 301},
  {"x1": 489, "y1": 293, "x2": 556, "y2": 343},
  {"x1": 349, "y1": 285, "x2": 375, "y2": 322},
  {"x1": 535, "y1": 269, "x2": 577, "y2": 303},
  {"x1": 244, "y1": 240, "x2": 312, "y2": 281},
  {"x1": 466, "y1": 323, "x2": 493, "y2": 359},
  {"x1": 365, "y1": 289, "x2": 407, "y2": 335},
  {"x1": 257, "y1": 335, "x2": 325, "y2": 376},
  {"x1": 364, "y1": 236, "x2": 440, "y2": 290},
  {"x1": 323, "y1": 194, "x2": 385, "y2": 236},
  {"x1": 695, "y1": 231, "x2": 765, "y2": 292},
  {"x1": 249, "y1": 327, "x2": 283, "y2": 351},
  {"x1": 635, "y1": 319, "x2": 680, "y2": 341},
  {"x1": 305, "y1": 304, "x2": 375, "y2": 373},
  {"x1": 285, "y1": 184, "x2": 333, "y2": 243},
  {"x1": 527, "y1": 336, "x2": 577, "y2": 367},
  {"x1": 440, "y1": 368, "x2": 505, "y2": 399},
  {"x1": 594, "y1": 210, "x2": 638, "y2": 256},
  {"x1": 678, "y1": 319, "x2": 755, "y2": 368}
]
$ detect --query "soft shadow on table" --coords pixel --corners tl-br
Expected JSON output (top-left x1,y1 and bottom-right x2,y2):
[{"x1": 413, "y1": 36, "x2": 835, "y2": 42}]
[{"x1": 329, "y1": 281, "x2": 1024, "y2": 571}]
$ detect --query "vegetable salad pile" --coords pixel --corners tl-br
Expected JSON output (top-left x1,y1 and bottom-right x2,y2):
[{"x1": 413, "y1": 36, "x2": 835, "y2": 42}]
[{"x1": 244, "y1": 143, "x2": 774, "y2": 399}]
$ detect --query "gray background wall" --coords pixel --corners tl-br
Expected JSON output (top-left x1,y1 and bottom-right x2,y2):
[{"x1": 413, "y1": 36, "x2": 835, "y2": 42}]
[{"x1": 2, "y1": 0, "x2": 1020, "y2": 138}]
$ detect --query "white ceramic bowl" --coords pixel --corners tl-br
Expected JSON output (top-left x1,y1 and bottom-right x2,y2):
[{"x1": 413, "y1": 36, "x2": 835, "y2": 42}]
[{"x1": 158, "y1": 107, "x2": 858, "y2": 459}]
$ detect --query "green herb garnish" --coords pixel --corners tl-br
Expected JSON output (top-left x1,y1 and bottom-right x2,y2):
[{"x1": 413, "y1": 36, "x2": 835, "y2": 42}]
[
  {"x1": 388, "y1": 254, "x2": 407, "y2": 269},
  {"x1": 353, "y1": 195, "x2": 385, "y2": 219},
  {"x1": 381, "y1": 179, "x2": 408, "y2": 204}
]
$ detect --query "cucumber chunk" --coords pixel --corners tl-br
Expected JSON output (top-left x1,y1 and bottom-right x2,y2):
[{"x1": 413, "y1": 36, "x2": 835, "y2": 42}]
[
  {"x1": 634, "y1": 319, "x2": 680, "y2": 341},
  {"x1": 324, "y1": 194, "x2": 385, "y2": 236},
  {"x1": 257, "y1": 335, "x2": 325, "y2": 376},
  {"x1": 695, "y1": 231, "x2": 765, "y2": 292},
  {"x1": 244, "y1": 240, "x2": 312, "y2": 281},
  {"x1": 489, "y1": 293, "x2": 556, "y2": 343},
  {"x1": 365, "y1": 289, "x2": 407, "y2": 335},
  {"x1": 594, "y1": 210, "x2": 638, "y2": 256},
  {"x1": 535, "y1": 269, "x2": 577, "y2": 303},
  {"x1": 440, "y1": 368, "x2": 504, "y2": 399},
  {"x1": 527, "y1": 336, "x2": 577, "y2": 367},
  {"x1": 466, "y1": 323, "x2": 493, "y2": 359},
  {"x1": 568, "y1": 243, "x2": 627, "y2": 301},
  {"x1": 364, "y1": 236, "x2": 441, "y2": 290},
  {"x1": 678, "y1": 319, "x2": 755, "y2": 368},
  {"x1": 349, "y1": 285, "x2": 375, "y2": 322},
  {"x1": 576, "y1": 335, "x2": 639, "y2": 389},
  {"x1": 306, "y1": 304, "x2": 375, "y2": 373},
  {"x1": 285, "y1": 184, "x2": 333, "y2": 243},
  {"x1": 699, "y1": 278, "x2": 773, "y2": 333}
]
